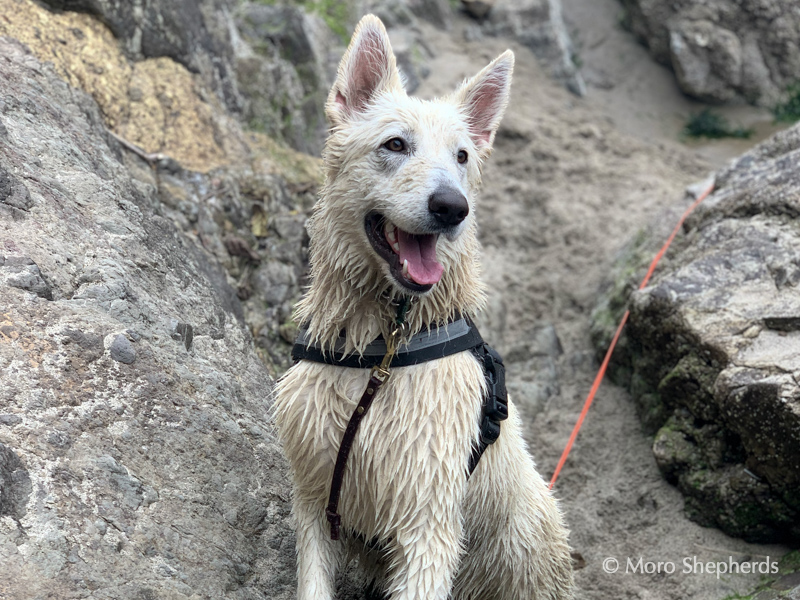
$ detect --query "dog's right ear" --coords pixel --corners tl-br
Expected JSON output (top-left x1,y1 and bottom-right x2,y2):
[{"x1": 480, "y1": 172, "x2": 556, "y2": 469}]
[
  {"x1": 453, "y1": 50, "x2": 515, "y2": 157},
  {"x1": 326, "y1": 15, "x2": 403, "y2": 125}
]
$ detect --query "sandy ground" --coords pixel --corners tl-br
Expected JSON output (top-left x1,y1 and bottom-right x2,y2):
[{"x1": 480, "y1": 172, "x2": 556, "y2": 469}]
[
  {"x1": 561, "y1": 0, "x2": 785, "y2": 168},
  {"x1": 416, "y1": 8, "x2": 790, "y2": 600}
]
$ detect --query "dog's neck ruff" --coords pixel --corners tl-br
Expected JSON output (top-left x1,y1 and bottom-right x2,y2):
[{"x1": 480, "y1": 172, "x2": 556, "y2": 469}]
[{"x1": 291, "y1": 316, "x2": 484, "y2": 368}]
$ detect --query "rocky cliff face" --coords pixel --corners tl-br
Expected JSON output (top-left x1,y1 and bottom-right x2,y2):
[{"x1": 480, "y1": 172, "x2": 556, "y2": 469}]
[
  {"x1": 26, "y1": 0, "x2": 339, "y2": 156},
  {"x1": 0, "y1": 0, "x2": 465, "y2": 596},
  {"x1": 473, "y1": 0, "x2": 586, "y2": 96},
  {"x1": 592, "y1": 125, "x2": 800, "y2": 543},
  {"x1": 0, "y1": 36, "x2": 301, "y2": 597},
  {"x1": 620, "y1": 0, "x2": 800, "y2": 105}
]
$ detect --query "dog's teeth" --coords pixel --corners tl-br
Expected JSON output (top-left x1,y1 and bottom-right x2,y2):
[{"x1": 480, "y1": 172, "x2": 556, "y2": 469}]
[
  {"x1": 402, "y1": 259, "x2": 409, "y2": 277},
  {"x1": 393, "y1": 243, "x2": 400, "y2": 252},
  {"x1": 386, "y1": 222, "x2": 397, "y2": 243}
]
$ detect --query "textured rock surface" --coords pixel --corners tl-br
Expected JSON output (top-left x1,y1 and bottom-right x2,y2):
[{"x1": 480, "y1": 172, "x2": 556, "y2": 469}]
[
  {"x1": 137, "y1": 139, "x2": 320, "y2": 375},
  {"x1": 592, "y1": 125, "x2": 800, "y2": 543},
  {"x1": 24, "y1": 0, "x2": 445, "y2": 156},
  {"x1": 476, "y1": 0, "x2": 586, "y2": 96},
  {"x1": 233, "y1": 2, "x2": 339, "y2": 154},
  {"x1": 38, "y1": 0, "x2": 246, "y2": 113},
  {"x1": 0, "y1": 37, "x2": 299, "y2": 598},
  {"x1": 749, "y1": 551, "x2": 800, "y2": 600},
  {"x1": 1, "y1": 0, "x2": 252, "y2": 172},
  {"x1": 620, "y1": 0, "x2": 800, "y2": 105}
]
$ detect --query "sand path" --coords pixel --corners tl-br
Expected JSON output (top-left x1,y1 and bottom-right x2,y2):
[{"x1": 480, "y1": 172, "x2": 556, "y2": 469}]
[{"x1": 416, "y1": 9, "x2": 789, "y2": 599}]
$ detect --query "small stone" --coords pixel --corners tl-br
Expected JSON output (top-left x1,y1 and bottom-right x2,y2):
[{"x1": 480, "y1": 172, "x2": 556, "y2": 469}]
[
  {"x1": 0, "y1": 167, "x2": 33, "y2": 212},
  {"x1": 278, "y1": 321, "x2": 298, "y2": 344},
  {"x1": 252, "y1": 261, "x2": 297, "y2": 306},
  {"x1": 109, "y1": 334, "x2": 136, "y2": 364},
  {"x1": 4, "y1": 262, "x2": 53, "y2": 300},
  {"x1": 169, "y1": 321, "x2": 194, "y2": 351},
  {"x1": 743, "y1": 325, "x2": 761, "y2": 338},
  {"x1": 578, "y1": 124, "x2": 602, "y2": 139},
  {"x1": 223, "y1": 235, "x2": 260, "y2": 263},
  {"x1": 4, "y1": 256, "x2": 34, "y2": 266},
  {"x1": 46, "y1": 430, "x2": 72, "y2": 448},
  {"x1": 0, "y1": 415, "x2": 22, "y2": 426}
]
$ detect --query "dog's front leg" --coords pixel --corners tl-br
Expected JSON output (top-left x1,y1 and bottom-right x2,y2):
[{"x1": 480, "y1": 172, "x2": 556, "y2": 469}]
[
  {"x1": 385, "y1": 508, "x2": 464, "y2": 600},
  {"x1": 294, "y1": 498, "x2": 344, "y2": 600}
]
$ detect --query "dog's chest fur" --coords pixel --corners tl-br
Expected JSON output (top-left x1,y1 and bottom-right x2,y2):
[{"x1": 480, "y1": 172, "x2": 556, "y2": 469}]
[{"x1": 275, "y1": 352, "x2": 485, "y2": 541}]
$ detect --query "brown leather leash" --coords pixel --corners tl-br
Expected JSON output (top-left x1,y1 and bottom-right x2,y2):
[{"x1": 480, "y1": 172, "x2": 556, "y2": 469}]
[{"x1": 325, "y1": 302, "x2": 407, "y2": 540}]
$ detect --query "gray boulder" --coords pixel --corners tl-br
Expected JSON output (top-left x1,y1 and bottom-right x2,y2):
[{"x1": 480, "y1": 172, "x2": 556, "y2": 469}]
[
  {"x1": 234, "y1": 3, "x2": 339, "y2": 154},
  {"x1": 592, "y1": 125, "x2": 800, "y2": 543},
  {"x1": 621, "y1": 0, "x2": 800, "y2": 105},
  {"x1": 0, "y1": 37, "x2": 297, "y2": 598},
  {"x1": 31, "y1": 0, "x2": 443, "y2": 155},
  {"x1": 476, "y1": 0, "x2": 586, "y2": 96}
]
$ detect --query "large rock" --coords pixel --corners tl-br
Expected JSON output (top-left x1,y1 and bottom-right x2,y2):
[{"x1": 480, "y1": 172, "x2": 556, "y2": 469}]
[
  {"x1": 621, "y1": 0, "x2": 800, "y2": 105},
  {"x1": 233, "y1": 3, "x2": 338, "y2": 155},
  {"x1": 1, "y1": 0, "x2": 254, "y2": 173},
  {"x1": 476, "y1": 0, "x2": 586, "y2": 96},
  {"x1": 25, "y1": 0, "x2": 444, "y2": 155},
  {"x1": 0, "y1": 37, "x2": 298, "y2": 598},
  {"x1": 38, "y1": 0, "x2": 244, "y2": 113},
  {"x1": 28, "y1": 0, "x2": 340, "y2": 156},
  {"x1": 592, "y1": 125, "x2": 800, "y2": 543},
  {"x1": 1, "y1": 0, "x2": 324, "y2": 366}
]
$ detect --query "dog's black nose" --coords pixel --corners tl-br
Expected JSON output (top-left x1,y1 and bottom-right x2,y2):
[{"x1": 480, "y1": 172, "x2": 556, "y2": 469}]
[{"x1": 428, "y1": 188, "x2": 469, "y2": 227}]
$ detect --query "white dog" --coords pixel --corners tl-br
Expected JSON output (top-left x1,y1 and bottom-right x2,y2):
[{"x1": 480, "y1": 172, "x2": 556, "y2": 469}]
[{"x1": 274, "y1": 14, "x2": 573, "y2": 600}]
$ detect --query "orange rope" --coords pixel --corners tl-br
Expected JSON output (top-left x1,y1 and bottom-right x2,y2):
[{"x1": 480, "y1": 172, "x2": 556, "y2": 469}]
[{"x1": 548, "y1": 181, "x2": 715, "y2": 490}]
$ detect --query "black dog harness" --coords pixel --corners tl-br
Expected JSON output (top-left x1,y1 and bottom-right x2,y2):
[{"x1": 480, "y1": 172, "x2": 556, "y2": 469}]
[{"x1": 292, "y1": 311, "x2": 508, "y2": 540}]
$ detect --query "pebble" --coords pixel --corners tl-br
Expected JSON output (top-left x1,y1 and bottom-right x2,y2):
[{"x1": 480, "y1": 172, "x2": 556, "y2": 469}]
[{"x1": 110, "y1": 334, "x2": 136, "y2": 364}]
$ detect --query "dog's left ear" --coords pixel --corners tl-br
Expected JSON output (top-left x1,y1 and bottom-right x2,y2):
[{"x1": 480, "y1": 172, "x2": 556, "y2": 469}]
[
  {"x1": 326, "y1": 15, "x2": 403, "y2": 125},
  {"x1": 454, "y1": 50, "x2": 515, "y2": 155}
]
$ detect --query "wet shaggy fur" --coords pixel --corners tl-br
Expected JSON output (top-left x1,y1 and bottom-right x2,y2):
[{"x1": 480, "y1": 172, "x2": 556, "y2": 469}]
[{"x1": 274, "y1": 15, "x2": 574, "y2": 600}]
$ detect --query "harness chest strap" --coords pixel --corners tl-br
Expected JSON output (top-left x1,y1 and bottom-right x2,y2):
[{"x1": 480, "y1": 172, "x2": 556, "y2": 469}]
[{"x1": 293, "y1": 314, "x2": 508, "y2": 540}]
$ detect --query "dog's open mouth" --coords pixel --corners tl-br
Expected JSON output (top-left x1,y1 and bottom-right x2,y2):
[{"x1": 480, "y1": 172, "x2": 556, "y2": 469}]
[{"x1": 365, "y1": 213, "x2": 444, "y2": 292}]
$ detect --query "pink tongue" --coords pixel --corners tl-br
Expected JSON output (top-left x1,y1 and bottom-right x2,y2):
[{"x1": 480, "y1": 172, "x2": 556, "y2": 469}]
[{"x1": 396, "y1": 229, "x2": 444, "y2": 285}]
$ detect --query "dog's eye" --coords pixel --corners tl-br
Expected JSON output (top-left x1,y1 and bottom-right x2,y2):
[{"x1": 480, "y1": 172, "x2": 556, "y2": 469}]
[
  {"x1": 383, "y1": 138, "x2": 406, "y2": 153},
  {"x1": 457, "y1": 150, "x2": 468, "y2": 164}
]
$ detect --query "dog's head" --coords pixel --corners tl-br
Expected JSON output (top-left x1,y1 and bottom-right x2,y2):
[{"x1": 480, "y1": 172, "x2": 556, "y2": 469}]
[
  {"x1": 319, "y1": 15, "x2": 513, "y2": 291},
  {"x1": 299, "y1": 15, "x2": 513, "y2": 346}
]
